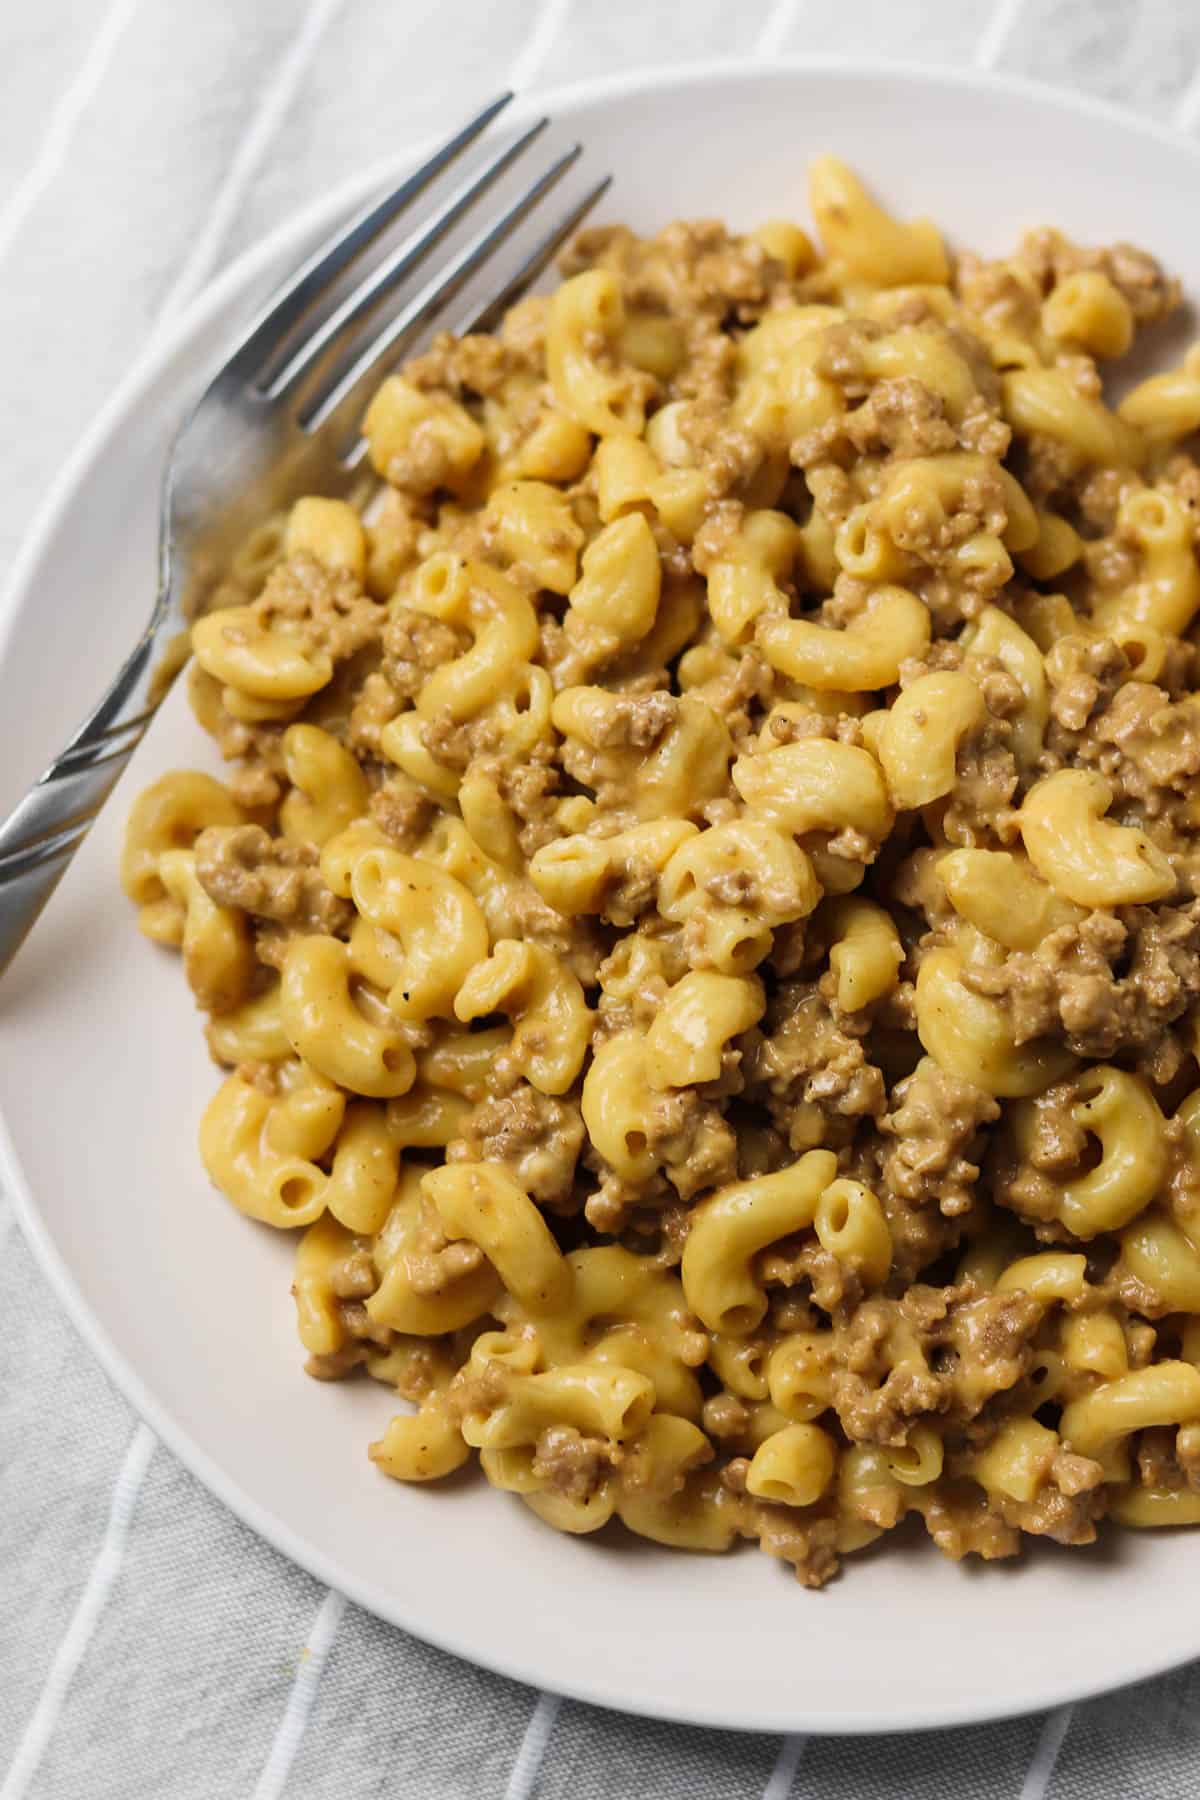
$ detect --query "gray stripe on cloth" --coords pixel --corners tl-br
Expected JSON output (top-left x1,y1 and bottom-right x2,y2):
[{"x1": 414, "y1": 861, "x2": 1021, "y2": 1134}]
[
  {"x1": 754, "y1": 0, "x2": 1000, "y2": 67},
  {"x1": 991, "y1": 0, "x2": 1200, "y2": 113},
  {"x1": 795, "y1": 1715, "x2": 1049, "y2": 1800},
  {"x1": 0, "y1": 0, "x2": 314, "y2": 577},
  {"x1": 529, "y1": 1705, "x2": 779, "y2": 1800},
  {"x1": 4, "y1": 1426, "x2": 156, "y2": 1800},
  {"x1": 791, "y1": 1713, "x2": 1057, "y2": 1800},
  {"x1": 1049, "y1": 1667, "x2": 1200, "y2": 1800},
  {"x1": 278, "y1": 1602, "x2": 536, "y2": 1799},
  {"x1": 534, "y1": 0, "x2": 775, "y2": 87},
  {"x1": 761, "y1": 1733, "x2": 806, "y2": 1800},
  {"x1": 509, "y1": 0, "x2": 572, "y2": 96},
  {"x1": 0, "y1": 0, "x2": 119, "y2": 193},
  {"x1": 0, "y1": 0, "x2": 139, "y2": 271},
  {"x1": 219, "y1": 0, "x2": 550, "y2": 269},
  {"x1": 24, "y1": 1447, "x2": 328, "y2": 1800},
  {"x1": 251, "y1": 1589, "x2": 348, "y2": 1800},
  {"x1": 153, "y1": 0, "x2": 346, "y2": 325},
  {"x1": 1020, "y1": 1705, "x2": 1074, "y2": 1800},
  {"x1": 0, "y1": 1224, "x2": 139, "y2": 1771},
  {"x1": 504, "y1": 1692, "x2": 562, "y2": 1800}
]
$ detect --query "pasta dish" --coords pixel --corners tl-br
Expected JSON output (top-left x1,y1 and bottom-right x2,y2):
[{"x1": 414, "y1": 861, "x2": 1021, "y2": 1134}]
[{"x1": 122, "y1": 158, "x2": 1200, "y2": 1585}]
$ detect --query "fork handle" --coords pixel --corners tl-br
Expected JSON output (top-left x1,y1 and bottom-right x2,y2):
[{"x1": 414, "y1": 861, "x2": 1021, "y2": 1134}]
[{"x1": 0, "y1": 622, "x2": 165, "y2": 977}]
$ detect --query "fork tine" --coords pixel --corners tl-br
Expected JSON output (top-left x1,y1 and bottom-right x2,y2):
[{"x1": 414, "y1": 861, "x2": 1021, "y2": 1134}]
[
  {"x1": 261, "y1": 116, "x2": 550, "y2": 402},
  {"x1": 223, "y1": 92, "x2": 513, "y2": 389},
  {"x1": 454, "y1": 174, "x2": 612, "y2": 337},
  {"x1": 301, "y1": 145, "x2": 583, "y2": 435},
  {"x1": 339, "y1": 174, "x2": 613, "y2": 472}
]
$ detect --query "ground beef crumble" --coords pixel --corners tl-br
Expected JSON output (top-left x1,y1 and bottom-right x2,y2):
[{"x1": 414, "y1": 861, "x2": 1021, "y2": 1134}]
[{"x1": 195, "y1": 824, "x2": 351, "y2": 935}]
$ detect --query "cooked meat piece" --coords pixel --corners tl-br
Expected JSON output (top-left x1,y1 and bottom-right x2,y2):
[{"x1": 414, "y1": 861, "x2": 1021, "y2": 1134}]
[{"x1": 195, "y1": 825, "x2": 351, "y2": 934}]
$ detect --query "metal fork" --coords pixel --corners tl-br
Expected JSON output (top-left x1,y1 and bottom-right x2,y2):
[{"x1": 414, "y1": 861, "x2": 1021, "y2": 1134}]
[{"x1": 0, "y1": 94, "x2": 609, "y2": 976}]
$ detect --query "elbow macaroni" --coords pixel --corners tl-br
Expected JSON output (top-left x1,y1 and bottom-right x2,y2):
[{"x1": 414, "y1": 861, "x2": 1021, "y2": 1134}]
[{"x1": 126, "y1": 157, "x2": 1200, "y2": 1586}]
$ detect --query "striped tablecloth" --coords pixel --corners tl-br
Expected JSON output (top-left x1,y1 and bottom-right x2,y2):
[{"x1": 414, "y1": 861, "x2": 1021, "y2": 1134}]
[{"x1": 4, "y1": 3, "x2": 1200, "y2": 1795}]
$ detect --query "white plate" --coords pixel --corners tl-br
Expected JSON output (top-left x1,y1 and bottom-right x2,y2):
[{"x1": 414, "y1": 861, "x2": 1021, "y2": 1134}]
[{"x1": 4, "y1": 60, "x2": 1200, "y2": 1736}]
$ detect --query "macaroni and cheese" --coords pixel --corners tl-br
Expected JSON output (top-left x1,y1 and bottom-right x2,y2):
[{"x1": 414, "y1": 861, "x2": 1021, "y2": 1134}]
[{"x1": 124, "y1": 159, "x2": 1200, "y2": 1585}]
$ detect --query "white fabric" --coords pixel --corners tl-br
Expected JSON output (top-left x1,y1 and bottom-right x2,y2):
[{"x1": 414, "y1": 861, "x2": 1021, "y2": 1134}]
[{"x1": 3, "y1": 3, "x2": 1199, "y2": 1793}]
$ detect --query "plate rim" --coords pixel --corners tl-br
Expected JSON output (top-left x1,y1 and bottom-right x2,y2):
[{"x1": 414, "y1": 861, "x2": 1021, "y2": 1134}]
[{"x1": 6, "y1": 53, "x2": 1200, "y2": 1734}]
